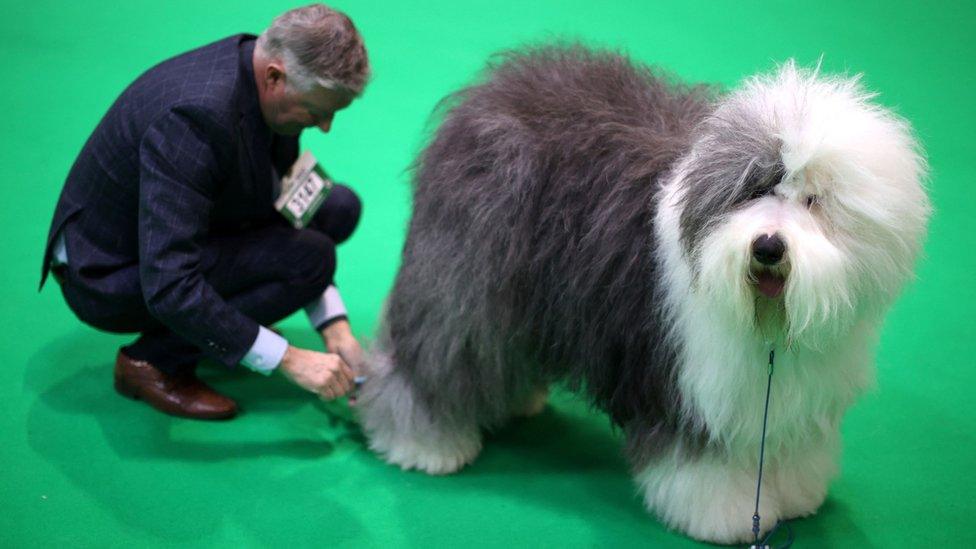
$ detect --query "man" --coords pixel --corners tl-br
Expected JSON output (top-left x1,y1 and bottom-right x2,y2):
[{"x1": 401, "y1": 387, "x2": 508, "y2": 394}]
[{"x1": 39, "y1": 4, "x2": 371, "y2": 419}]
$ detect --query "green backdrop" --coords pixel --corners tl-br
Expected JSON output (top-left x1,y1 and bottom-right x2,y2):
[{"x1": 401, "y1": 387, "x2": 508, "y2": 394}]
[{"x1": 1, "y1": 1, "x2": 973, "y2": 547}]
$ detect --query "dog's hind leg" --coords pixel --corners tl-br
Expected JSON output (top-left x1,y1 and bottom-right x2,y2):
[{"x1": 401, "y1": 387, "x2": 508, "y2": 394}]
[
  {"x1": 357, "y1": 319, "x2": 485, "y2": 475},
  {"x1": 358, "y1": 370, "x2": 482, "y2": 475}
]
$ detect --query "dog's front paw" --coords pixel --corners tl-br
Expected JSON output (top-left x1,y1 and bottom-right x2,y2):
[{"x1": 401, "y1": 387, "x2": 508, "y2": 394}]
[{"x1": 637, "y1": 454, "x2": 783, "y2": 544}]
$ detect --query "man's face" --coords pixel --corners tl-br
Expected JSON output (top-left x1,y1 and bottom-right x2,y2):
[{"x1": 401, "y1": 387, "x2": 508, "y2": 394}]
[{"x1": 263, "y1": 76, "x2": 355, "y2": 136}]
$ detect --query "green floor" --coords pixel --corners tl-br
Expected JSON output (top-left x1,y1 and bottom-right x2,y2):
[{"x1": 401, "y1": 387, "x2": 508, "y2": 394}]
[{"x1": 2, "y1": 1, "x2": 974, "y2": 547}]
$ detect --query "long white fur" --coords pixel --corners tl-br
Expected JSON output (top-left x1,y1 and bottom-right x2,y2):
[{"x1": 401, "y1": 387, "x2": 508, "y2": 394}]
[{"x1": 640, "y1": 62, "x2": 928, "y2": 543}]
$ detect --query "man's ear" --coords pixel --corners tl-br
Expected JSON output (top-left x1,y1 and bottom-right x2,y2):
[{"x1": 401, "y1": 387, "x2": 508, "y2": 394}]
[{"x1": 265, "y1": 62, "x2": 287, "y2": 90}]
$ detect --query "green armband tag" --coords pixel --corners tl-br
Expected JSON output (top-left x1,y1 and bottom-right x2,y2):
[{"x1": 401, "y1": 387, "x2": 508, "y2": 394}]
[{"x1": 274, "y1": 151, "x2": 334, "y2": 229}]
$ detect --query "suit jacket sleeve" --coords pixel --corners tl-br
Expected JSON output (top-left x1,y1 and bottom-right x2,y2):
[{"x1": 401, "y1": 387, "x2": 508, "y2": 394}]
[{"x1": 137, "y1": 107, "x2": 260, "y2": 366}]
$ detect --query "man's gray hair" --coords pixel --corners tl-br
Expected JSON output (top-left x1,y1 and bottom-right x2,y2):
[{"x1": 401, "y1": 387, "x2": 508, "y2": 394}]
[{"x1": 257, "y1": 4, "x2": 370, "y2": 95}]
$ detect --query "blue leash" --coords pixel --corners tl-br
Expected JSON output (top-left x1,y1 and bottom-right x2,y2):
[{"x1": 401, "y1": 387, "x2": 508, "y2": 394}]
[{"x1": 750, "y1": 348, "x2": 794, "y2": 549}]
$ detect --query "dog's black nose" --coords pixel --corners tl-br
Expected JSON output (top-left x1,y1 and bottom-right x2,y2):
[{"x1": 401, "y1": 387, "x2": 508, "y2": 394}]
[{"x1": 752, "y1": 233, "x2": 786, "y2": 265}]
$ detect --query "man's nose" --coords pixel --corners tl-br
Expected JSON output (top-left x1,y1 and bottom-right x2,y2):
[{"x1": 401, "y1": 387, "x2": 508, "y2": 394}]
[{"x1": 316, "y1": 114, "x2": 334, "y2": 133}]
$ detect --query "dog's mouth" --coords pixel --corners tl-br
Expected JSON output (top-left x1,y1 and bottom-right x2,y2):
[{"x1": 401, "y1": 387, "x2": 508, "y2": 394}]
[{"x1": 750, "y1": 268, "x2": 786, "y2": 298}]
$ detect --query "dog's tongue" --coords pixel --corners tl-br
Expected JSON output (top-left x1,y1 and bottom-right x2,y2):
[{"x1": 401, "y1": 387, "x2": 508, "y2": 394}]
[{"x1": 756, "y1": 271, "x2": 785, "y2": 298}]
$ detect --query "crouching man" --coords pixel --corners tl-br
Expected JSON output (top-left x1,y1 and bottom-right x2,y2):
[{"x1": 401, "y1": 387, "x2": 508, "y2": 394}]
[{"x1": 40, "y1": 4, "x2": 371, "y2": 419}]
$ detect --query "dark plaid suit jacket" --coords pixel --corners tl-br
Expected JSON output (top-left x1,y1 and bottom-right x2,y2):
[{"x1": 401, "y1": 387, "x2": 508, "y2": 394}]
[{"x1": 41, "y1": 34, "x2": 299, "y2": 366}]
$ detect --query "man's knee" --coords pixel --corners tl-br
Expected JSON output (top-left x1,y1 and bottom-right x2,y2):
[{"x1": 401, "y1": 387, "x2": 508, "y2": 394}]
[
  {"x1": 313, "y1": 184, "x2": 361, "y2": 244},
  {"x1": 291, "y1": 230, "x2": 337, "y2": 299}
]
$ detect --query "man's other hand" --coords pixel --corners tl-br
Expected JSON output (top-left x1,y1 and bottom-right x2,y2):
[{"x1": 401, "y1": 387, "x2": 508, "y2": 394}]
[
  {"x1": 279, "y1": 346, "x2": 354, "y2": 400},
  {"x1": 321, "y1": 319, "x2": 366, "y2": 377}
]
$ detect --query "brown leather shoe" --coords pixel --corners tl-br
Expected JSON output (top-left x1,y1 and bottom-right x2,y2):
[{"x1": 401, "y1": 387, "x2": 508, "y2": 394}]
[{"x1": 114, "y1": 350, "x2": 238, "y2": 420}]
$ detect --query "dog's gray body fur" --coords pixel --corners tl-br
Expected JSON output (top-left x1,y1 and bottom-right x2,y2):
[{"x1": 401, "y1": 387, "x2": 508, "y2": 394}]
[
  {"x1": 359, "y1": 45, "x2": 722, "y2": 469},
  {"x1": 357, "y1": 42, "x2": 929, "y2": 543}
]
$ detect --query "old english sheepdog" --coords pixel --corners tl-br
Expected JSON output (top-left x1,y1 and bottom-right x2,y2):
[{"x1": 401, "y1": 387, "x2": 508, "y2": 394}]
[{"x1": 357, "y1": 45, "x2": 929, "y2": 543}]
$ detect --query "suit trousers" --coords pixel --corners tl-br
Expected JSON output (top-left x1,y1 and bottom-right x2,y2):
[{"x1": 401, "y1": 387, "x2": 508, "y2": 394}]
[{"x1": 56, "y1": 185, "x2": 361, "y2": 374}]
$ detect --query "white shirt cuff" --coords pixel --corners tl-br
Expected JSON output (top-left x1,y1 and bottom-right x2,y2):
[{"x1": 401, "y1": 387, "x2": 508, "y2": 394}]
[
  {"x1": 240, "y1": 326, "x2": 288, "y2": 375},
  {"x1": 305, "y1": 285, "x2": 348, "y2": 330}
]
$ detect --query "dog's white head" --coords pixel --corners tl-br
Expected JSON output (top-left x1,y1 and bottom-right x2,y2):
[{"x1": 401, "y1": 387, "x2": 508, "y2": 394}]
[{"x1": 674, "y1": 61, "x2": 929, "y2": 348}]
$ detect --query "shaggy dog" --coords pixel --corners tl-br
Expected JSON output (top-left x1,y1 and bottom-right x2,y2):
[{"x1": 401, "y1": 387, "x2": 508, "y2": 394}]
[{"x1": 357, "y1": 45, "x2": 929, "y2": 543}]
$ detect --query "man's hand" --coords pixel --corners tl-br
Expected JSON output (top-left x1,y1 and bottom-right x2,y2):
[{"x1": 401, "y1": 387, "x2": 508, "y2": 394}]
[
  {"x1": 279, "y1": 345, "x2": 354, "y2": 400},
  {"x1": 321, "y1": 319, "x2": 366, "y2": 377}
]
